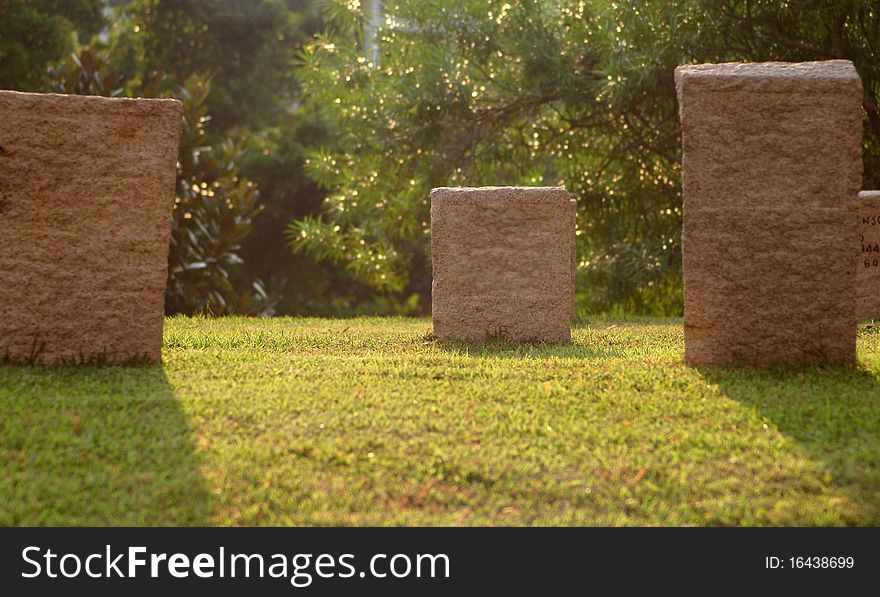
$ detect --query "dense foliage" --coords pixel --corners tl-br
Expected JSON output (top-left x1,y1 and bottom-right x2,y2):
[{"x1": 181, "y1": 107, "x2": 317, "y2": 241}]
[
  {"x1": 114, "y1": 0, "x2": 360, "y2": 314},
  {"x1": 293, "y1": 0, "x2": 880, "y2": 314},
  {"x1": 49, "y1": 43, "x2": 272, "y2": 314},
  {"x1": 2, "y1": 1, "x2": 878, "y2": 315},
  {"x1": 2, "y1": 0, "x2": 330, "y2": 315},
  {"x1": 0, "y1": 0, "x2": 104, "y2": 89},
  {"x1": 164, "y1": 76, "x2": 273, "y2": 315}
]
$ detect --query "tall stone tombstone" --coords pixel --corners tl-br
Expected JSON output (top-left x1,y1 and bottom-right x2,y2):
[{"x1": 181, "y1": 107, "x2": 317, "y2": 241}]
[
  {"x1": 675, "y1": 61, "x2": 863, "y2": 366},
  {"x1": 858, "y1": 191, "x2": 880, "y2": 319},
  {"x1": 431, "y1": 186, "x2": 576, "y2": 342},
  {"x1": 0, "y1": 91, "x2": 182, "y2": 364}
]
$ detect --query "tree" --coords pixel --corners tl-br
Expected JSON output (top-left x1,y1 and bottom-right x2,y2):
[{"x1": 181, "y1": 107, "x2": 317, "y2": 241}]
[
  {"x1": 6, "y1": 0, "x2": 329, "y2": 315},
  {"x1": 0, "y1": 0, "x2": 105, "y2": 90},
  {"x1": 291, "y1": 0, "x2": 880, "y2": 315},
  {"x1": 51, "y1": 44, "x2": 273, "y2": 315},
  {"x1": 116, "y1": 0, "x2": 337, "y2": 314},
  {"x1": 121, "y1": 0, "x2": 323, "y2": 130}
]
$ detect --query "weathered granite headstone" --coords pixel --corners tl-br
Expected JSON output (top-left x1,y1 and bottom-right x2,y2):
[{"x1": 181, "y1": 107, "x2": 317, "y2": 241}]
[
  {"x1": 431, "y1": 186, "x2": 576, "y2": 342},
  {"x1": 0, "y1": 91, "x2": 182, "y2": 364},
  {"x1": 675, "y1": 61, "x2": 863, "y2": 366},
  {"x1": 858, "y1": 191, "x2": 880, "y2": 319}
]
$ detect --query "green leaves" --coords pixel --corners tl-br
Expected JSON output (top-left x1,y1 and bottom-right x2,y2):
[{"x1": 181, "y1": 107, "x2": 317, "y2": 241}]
[
  {"x1": 293, "y1": 0, "x2": 880, "y2": 315},
  {"x1": 51, "y1": 44, "x2": 126, "y2": 96},
  {"x1": 167, "y1": 76, "x2": 272, "y2": 314},
  {"x1": 286, "y1": 215, "x2": 404, "y2": 292},
  {"x1": 0, "y1": 0, "x2": 105, "y2": 90},
  {"x1": 293, "y1": 0, "x2": 678, "y2": 311}
]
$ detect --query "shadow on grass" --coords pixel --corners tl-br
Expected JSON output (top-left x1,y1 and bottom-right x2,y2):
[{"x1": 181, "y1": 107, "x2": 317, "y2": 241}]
[
  {"x1": 0, "y1": 364, "x2": 211, "y2": 526},
  {"x1": 696, "y1": 365, "x2": 880, "y2": 523}
]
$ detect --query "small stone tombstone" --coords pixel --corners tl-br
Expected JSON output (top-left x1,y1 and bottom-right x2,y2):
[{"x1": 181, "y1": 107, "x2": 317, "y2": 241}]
[
  {"x1": 675, "y1": 61, "x2": 863, "y2": 366},
  {"x1": 858, "y1": 191, "x2": 880, "y2": 319},
  {"x1": 0, "y1": 91, "x2": 182, "y2": 364},
  {"x1": 431, "y1": 186, "x2": 576, "y2": 343}
]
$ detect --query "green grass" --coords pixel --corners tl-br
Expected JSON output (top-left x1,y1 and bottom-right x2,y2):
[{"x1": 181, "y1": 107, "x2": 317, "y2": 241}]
[{"x1": 2, "y1": 316, "x2": 880, "y2": 526}]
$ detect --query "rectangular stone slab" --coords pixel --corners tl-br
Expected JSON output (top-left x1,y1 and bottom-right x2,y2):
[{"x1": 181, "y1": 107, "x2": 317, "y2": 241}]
[
  {"x1": 0, "y1": 91, "x2": 182, "y2": 364},
  {"x1": 859, "y1": 191, "x2": 880, "y2": 319},
  {"x1": 675, "y1": 61, "x2": 863, "y2": 366},
  {"x1": 431, "y1": 186, "x2": 576, "y2": 342}
]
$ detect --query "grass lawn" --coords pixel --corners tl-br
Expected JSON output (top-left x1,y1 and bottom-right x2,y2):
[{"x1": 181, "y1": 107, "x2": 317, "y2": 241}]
[{"x1": 2, "y1": 316, "x2": 880, "y2": 526}]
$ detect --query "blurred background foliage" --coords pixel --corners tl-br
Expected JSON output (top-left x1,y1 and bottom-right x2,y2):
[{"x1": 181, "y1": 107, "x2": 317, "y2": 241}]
[
  {"x1": 2, "y1": 0, "x2": 879, "y2": 316},
  {"x1": 294, "y1": 0, "x2": 880, "y2": 316}
]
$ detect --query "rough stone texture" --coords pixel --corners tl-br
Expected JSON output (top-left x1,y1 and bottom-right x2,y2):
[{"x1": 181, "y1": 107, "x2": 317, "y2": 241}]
[
  {"x1": 0, "y1": 91, "x2": 182, "y2": 364},
  {"x1": 431, "y1": 186, "x2": 576, "y2": 342},
  {"x1": 675, "y1": 61, "x2": 863, "y2": 366},
  {"x1": 858, "y1": 191, "x2": 880, "y2": 319}
]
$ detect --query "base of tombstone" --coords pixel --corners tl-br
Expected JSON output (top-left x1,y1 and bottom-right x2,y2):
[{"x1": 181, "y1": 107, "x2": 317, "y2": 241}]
[{"x1": 0, "y1": 91, "x2": 182, "y2": 365}]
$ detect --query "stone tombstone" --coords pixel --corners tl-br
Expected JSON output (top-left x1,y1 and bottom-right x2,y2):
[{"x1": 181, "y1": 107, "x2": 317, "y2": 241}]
[
  {"x1": 675, "y1": 61, "x2": 863, "y2": 366},
  {"x1": 431, "y1": 186, "x2": 576, "y2": 343},
  {"x1": 859, "y1": 191, "x2": 880, "y2": 319},
  {"x1": 0, "y1": 91, "x2": 182, "y2": 364}
]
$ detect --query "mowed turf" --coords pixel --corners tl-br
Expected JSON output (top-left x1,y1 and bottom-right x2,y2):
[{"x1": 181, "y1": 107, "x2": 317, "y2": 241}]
[{"x1": 2, "y1": 317, "x2": 880, "y2": 526}]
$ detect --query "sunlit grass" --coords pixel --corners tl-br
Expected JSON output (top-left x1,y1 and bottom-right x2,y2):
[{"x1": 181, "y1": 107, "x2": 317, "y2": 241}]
[{"x1": 2, "y1": 316, "x2": 879, "y2": 526}]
